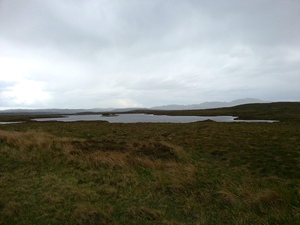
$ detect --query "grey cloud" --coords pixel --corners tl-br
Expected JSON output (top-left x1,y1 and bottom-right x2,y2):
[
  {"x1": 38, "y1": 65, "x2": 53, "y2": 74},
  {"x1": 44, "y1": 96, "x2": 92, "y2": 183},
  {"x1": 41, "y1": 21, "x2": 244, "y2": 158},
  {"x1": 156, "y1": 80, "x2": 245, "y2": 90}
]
[{"x1": 0, "y1": 0, "x2": 299, "y2": 109}]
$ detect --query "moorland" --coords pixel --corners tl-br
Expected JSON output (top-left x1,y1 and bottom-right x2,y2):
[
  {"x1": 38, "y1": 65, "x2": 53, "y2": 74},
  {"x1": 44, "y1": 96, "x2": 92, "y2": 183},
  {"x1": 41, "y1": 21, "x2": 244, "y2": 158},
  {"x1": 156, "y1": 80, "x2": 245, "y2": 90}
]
[{"x1": 0, "y1": 102, "x2": 299, "y2": 224}]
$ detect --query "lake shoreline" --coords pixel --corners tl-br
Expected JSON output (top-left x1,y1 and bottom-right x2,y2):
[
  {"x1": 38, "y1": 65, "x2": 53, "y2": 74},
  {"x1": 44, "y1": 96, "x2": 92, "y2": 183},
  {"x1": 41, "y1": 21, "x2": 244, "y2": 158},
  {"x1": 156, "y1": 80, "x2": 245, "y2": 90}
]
[{"x1": 30, "y1": 113, "x2": 277, "y2": 123}]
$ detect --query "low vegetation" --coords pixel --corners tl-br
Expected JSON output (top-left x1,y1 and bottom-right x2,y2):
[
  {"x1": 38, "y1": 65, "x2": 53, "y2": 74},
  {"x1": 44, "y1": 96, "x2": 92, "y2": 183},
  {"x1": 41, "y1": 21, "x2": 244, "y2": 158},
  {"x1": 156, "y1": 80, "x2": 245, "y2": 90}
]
[{"x1": 0, "y1": 103, "x2": 299, "y2": 224}]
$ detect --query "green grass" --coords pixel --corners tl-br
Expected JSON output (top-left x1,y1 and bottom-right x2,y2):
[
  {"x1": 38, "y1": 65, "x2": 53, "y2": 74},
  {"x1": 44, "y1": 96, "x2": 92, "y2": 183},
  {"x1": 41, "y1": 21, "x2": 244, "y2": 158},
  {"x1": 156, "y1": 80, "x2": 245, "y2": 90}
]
[{"x1": 0, "y1": 103, "x2": 300, "y2": 224}]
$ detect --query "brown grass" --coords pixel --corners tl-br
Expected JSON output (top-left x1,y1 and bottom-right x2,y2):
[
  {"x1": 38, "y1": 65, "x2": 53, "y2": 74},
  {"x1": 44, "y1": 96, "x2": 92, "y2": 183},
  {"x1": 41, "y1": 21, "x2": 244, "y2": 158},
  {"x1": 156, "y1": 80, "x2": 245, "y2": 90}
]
[
  {"x1": 0, "y1": 130, "x2": 57, "y2": 150},
  {"x1": 252, "y1": 190, "x2": 283, "y2": 207},
  {"x1": 216, "y1": 190, "x2": 238, "y2": 206},
  {"x1": 2, "y1": 202, "x2": 23, "y2": 217},
  {"x1": 127, "y1": 206, "x2": 162, "y2": 221},
  {"x1": 72, "y1": 203, "x2": 113, "y2": 225}
]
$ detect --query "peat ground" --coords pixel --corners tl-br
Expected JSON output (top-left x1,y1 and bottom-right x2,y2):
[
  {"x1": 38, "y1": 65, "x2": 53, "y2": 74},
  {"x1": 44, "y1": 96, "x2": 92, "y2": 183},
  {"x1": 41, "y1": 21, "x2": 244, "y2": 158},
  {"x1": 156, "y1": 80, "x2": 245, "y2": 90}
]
[{"x1": 0, "y1": 102, "x2": 299, "y2": 224}]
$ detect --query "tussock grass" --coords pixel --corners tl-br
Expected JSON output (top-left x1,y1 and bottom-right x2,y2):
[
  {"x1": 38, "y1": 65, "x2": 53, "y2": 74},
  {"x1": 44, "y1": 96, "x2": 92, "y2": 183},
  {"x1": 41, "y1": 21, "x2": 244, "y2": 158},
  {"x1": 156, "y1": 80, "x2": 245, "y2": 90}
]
[
  {"x1": 72, "y1": 203, "x2": 113, "y2": 225},
  {"x1": 127, "y1": 206, "x2": 162, "y2": 221},
  {"x1": 0, "y1": 119, "x2": 299, "y2": 224},
  {"x1": 0, "y1": 130, "x2": 57, "y2": 150}
]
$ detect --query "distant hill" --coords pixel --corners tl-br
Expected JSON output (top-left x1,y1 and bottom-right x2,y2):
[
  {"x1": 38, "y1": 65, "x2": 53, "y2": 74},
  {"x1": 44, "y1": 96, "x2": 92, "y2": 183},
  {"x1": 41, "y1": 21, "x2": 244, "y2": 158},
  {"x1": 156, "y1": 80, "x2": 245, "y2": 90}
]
[
  {"x1": 148, "y1": 102, "x2": 300, "y2": 122},
  {"x1": 111, "y1": 108, "x2": 148, "y2": 113},
  {"x1": 0, "y1": 108, "x2": 114, "y2": 115},
  {"x1": 0, "y1": 98, "x2": 267, "y2": 115},
  {"x1": 151, "y1": 98, "x2": 267, "y2": 110}
]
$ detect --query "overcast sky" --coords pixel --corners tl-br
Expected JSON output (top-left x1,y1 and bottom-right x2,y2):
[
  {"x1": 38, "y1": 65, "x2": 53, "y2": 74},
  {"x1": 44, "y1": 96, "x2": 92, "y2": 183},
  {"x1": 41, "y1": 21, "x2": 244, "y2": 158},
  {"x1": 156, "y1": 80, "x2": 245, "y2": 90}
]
[{"x1": 0, "y1": 0, "x2": 300, "y2": 109}]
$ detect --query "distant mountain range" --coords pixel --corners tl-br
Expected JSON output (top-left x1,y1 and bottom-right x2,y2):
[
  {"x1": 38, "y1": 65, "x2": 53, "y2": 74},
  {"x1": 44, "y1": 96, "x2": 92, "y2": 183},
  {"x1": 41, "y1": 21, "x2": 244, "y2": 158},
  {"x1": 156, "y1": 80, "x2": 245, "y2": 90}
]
[
  {"x1": 0, "y1": 98, "x2": 267, "y2": 115},
  {"x1": 150, "y1": 98, "x2": 267, "y2": 110},
  {"x1": 0, "y1": 108, "x2": 113, "y2": 115}
]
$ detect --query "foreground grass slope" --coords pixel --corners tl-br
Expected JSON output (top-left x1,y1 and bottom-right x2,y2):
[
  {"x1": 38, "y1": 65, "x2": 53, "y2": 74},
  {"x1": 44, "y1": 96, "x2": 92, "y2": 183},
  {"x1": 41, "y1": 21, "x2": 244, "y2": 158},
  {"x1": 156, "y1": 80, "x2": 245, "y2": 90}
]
[{"x1": 0, "y1": 119, "x2": 299, "y2": 224}]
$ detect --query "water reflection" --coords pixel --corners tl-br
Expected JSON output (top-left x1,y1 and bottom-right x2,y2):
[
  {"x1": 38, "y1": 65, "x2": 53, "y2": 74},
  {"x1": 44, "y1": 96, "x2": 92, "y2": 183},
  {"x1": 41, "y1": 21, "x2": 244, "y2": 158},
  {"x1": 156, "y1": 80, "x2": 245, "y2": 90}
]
[{"x1": 0, "y1": 121, "x2": 24, "y2": 125}]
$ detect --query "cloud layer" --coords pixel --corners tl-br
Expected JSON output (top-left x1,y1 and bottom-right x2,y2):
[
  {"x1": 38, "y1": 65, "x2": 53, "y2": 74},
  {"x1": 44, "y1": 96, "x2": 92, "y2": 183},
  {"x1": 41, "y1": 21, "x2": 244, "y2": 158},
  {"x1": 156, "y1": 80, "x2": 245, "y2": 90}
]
[{"x1": 1, "y1": 0, "x2": 300, "y2": 109}]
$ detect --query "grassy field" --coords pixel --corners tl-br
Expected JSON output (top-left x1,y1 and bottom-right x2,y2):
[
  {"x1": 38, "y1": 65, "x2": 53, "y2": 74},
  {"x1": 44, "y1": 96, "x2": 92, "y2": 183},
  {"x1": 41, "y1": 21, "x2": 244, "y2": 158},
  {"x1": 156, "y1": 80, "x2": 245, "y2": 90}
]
[{"x1": 0, "y1": 103, "x2": 299, "y2": 224}]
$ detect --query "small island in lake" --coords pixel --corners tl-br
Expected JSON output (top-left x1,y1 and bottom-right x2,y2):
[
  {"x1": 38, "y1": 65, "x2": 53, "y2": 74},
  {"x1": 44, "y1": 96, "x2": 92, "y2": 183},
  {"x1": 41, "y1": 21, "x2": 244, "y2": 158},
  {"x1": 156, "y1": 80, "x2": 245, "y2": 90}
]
[{"x1": 101, "y1": 113, "x2": 118, "y2": 117}]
